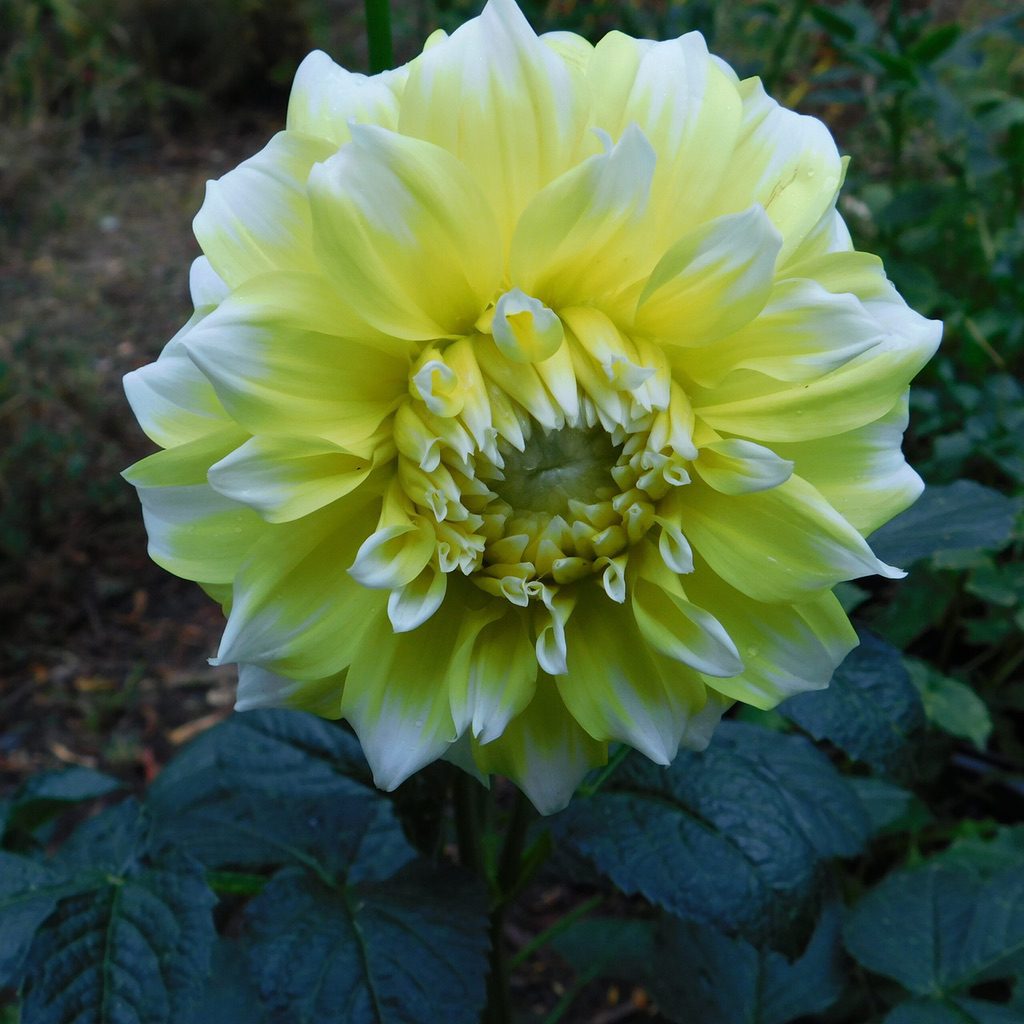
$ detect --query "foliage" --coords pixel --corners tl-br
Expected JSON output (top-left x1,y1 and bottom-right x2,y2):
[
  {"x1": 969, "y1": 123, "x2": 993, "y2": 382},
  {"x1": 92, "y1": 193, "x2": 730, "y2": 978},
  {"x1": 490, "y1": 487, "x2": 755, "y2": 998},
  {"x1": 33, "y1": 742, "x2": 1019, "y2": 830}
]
[{"x1": 3, "y1": 0, "x2": 1024, "y2": 1022}]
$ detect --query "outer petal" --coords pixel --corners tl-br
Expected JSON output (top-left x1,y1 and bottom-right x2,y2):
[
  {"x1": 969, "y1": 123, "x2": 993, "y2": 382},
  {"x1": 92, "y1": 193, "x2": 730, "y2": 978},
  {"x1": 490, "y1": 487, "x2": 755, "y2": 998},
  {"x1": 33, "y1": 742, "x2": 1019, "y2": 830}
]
[
  {"x1": 450, "y1": 608, "x2": 538, "y2": 744},
  {"x1": 193, "y1": 131, "x2": 335, "y2": 287},
  {"x1": 215, "y1": 489, "x2": 386, "y2": 679},
  {"x1": 124, "y1": 338, "x2": 230, "y2": 449},
  {"x1": 675, "y1": 473, "x2": 903, "y2": 603},
  {"x1": 208, "y1": 435, "x2": 378, "y2": 523},
  {"x1": 286, "y1": 50, "x2": 401, "y2": 146},
  {"x1": 183, "y1": 273, "x2": 409, "y2": 452},
  {"x1": 308, "y1": 125, "x2": 502, "y2": 340},
  {"x1": 770, "y1": 393, "x2": 923, "y2": 535},
  {"x1": 235, "y1": 663, "x2": 345, "y2": 719},
  {"x1": 122, "y1": 428, "x2": 264, "y2": 584},
  {"x1": 692, "y1": 438, "x2": 793, "y2": 495},
  {"x1": 703, "y1": 77, "x2": 844, "y2": 263},
  {"x1": 556, "y1": 592, "x2": 711, "y2": 765},
  {"x1": 689, "y1": 321, "x2": 940, "y2": 442},
  {"x1": 634, "y1": 207, "x2": 782, "y2": 346},
  {"x1": 510, "y1": 124, "x2": 657, "y2": 307},
  {"x1": 679, "y1": 278, "x2": 891, "y2": 389},
  {"x1": 472, "y1": 677, "x2": 608, "y2": 815},
  {"x1": 398, "y1": 0, "x2": 589, "y2": 243},
  {"x1": 587, "y1": 31, "x2": 743, "y2": 252},
  {"x1": 341, "y1": 598, "x2": 488, "y2": 790},
  {"x1": 684, "y1": 559, "x2": 858, "y2": 709}
]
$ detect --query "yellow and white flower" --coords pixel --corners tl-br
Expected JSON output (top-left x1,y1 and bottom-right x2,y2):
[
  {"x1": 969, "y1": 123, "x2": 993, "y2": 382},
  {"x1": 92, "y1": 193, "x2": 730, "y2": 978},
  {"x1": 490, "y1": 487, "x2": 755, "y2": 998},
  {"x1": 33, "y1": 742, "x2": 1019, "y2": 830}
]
[{"x1": 124, "y1": 0, "x2": 940, "y2": 812}]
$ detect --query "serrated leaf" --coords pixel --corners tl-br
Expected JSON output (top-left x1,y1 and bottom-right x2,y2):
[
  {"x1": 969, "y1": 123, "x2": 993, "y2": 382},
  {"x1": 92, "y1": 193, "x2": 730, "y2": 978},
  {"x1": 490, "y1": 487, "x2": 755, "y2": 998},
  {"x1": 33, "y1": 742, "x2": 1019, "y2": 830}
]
[
  {"x1": 905, "y1": 658, "x2": 992, "y2": 748},
  {"x1": 849, "y1": 777, "x2": 917, "y2": 833},
  {"x1": 7, "y1": 767, "x2": 124, "y2": 839},
  {"x1": 939, "y1": 827, "x2": 1024, "y2": 877},
  {"x1": 147, "y1": 713, "x2": 409, "y2": 876},
  {"x1": 0, "y1": 853, "x2": 82, "y2": 988},
  {"x1": 550, "y1": 723, "x2": 869, "y2": 949},
  {"x1": 149, "y1": 709, "x2": 371, "y2": 814},
  {"x1": 150, "y1": 783, "x2": 411, "y2": 878},
  {"x1": 15, "y1": 767, "x2": 122, "y2": 805},
  {"x1": 187, "y1": 939, "x2": 270, "y2": 1024},
  {"x1": 20, "y1": 802, "x2": 216, "y2": 1024},
  {"x1": 885, "y1": 997, "x2": 1024, "y2": 1024},
  {"x1": 869, "y1": 481, "x2": 1020, "y2": 567},
  {"x1": 648, "y1": 902, "x2": 846, "y2": 1024},
  {"x1": 780, "y1": 631, "x2": 925, "y2": 773},
  {"x1": 243, "y1": 863, "x2": 489, "y2": 1024},
  {"x1": 845, "y1": 861, "x2": 1024, "y2": 997}
]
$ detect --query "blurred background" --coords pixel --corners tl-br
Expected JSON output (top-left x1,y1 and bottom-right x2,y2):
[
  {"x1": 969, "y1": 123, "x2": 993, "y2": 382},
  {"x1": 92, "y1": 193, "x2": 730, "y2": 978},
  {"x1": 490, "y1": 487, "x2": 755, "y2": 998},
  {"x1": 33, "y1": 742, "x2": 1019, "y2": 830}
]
[{"x1": 1, "y1": 0, "x2": 1022, "y2": 868}]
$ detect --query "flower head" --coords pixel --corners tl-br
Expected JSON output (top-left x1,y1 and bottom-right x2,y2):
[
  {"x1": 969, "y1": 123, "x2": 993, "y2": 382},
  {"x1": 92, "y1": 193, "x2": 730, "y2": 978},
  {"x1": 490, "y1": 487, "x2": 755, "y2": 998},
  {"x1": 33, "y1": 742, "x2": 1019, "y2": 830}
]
[{"x1": 124, "y1": 0, "x2": 940, "y2": 812}]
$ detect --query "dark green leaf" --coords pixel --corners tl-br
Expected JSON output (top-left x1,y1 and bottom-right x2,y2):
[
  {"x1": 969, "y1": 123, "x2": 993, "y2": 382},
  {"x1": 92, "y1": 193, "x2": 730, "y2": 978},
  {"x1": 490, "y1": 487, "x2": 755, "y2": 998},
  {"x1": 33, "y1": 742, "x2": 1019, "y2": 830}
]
[
  {"x1": 938, "y1": 827, "x2": 1024, "y2": 877},
  {"x1": 868, "y1": 481, "x2": 1020, "y2": 567},
  {"x1": 7, "y1": 767, "x2": 124, "y2": 838},
  {"x1": 809, "y1": 6, "x2": 857, "y2": 41},
  {"x1": 146, "y1": 709, "x2": 402, "y2": 875},
  {"x1": 849, "y1": 777, "x2": 917, "y2": 833},
  {"x1": 905, "y1": 658, "x2": 992, "y2": 748},
  {"x1": 885, "y1": 997, "x2": 1024, "y2": 1023},
  {"x1": 780, "y1": 631, "x2": 925, "y2": 773},
  {"x1": 149, "y1": 709, "x2": 371, "y2": 812},
  {"x1": 0, "y1": 853, "x2": 80, "y2": 988},
  {"x1": 908, "y1": 24, "x2": 961, "y2": 63},
  {"x1": 649, "y1": 901, "x2": 846, "y2": 1024},
  {"x1": 243, "y1": 863, "x2": 489, "y2": 1024},
  {"x1": 150, "y1": 784, "x2": 411, "y2": 878},
  {"x1": 188, "y1": 939, "x2": 270, "y2": 1024},
  {"x1": 844, "y1": 861, "x2": 1024, "y2": 996},
  {"x1": 20, "y1": 802, "x2": 216, "y2": 1024},
  {"x1": 550, "y1": 723, "x2": 869, "y2": 948},
  {"x1": 15, "y1": 766, "x2": 122, "y2": 805},
  {"x1": 549, "y1": 916, "x2": 656, "y2": 980}
]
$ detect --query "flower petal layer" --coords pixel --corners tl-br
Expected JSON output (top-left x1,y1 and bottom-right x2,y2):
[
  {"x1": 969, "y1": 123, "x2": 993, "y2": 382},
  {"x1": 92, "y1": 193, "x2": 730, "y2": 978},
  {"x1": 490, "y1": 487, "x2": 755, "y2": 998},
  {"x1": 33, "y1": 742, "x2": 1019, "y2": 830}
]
[
  {"x1": 675, "y1": 474, "x2": 903, "y2": 603},
  {"x1": 183, "y1": 273, "x2": 409, "y2": 452},
  {"x1": 308, "y1": 125, "x2": 502, "y2": 339},
  {"x1": 123, "y1": 428, "x2": 264, "y2": 584},
  {"x1": 398, "y1": 0, "x2": 589, "y2": 242},
  {"x1": 193, "y1": 131, "x2": 335, "y2": 287}
]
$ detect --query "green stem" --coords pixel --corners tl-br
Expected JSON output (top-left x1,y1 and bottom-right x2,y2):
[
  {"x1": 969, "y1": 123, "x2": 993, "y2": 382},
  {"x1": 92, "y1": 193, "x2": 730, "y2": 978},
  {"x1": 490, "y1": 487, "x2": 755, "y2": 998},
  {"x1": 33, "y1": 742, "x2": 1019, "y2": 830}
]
[
  {"x1": 578, "y1": 743, "x2": 631, "y2": 797},
  {"x1": 364, "y1": 0, "x2": 393, "y2": 74},
  {"x1": 511, "y1": 894, "x2": 604, "y2": 968},
  {"x1": 453, "y1": 771, "x2": 485, "y2": 876}
]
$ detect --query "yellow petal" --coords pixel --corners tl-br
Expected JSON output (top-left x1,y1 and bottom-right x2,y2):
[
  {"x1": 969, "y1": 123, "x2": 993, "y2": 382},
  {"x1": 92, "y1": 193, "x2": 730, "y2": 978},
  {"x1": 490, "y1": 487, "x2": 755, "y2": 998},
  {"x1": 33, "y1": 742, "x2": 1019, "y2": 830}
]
[
  {"x1": 183, "y1": 273, "x2": 409, "y2": 452},
  {"x1": 208, "y1": 435, "x2": 377, "y2": 523},
  {"x1": 216, "y1": 491, "x2": 386, "y2": 679},
  {"x1": 685, "y1": 558, "x2": 858, "y2": 709},
  {"x1": 193, "y1": 131, "x2": 335, "y2": 288},
  {"x1": 286, "y1": 50, "x2": 401, "y2": 146},
  {"x1": 510, "y1": 124, "x2": 657, "y2": 307},
  {"x1": 703, "y1": 77, "x2": 844, "y2": 264},
  {"x1": 635, "y1": 206, "x2": 781, "y2": 346},
  {"x1": 473, "y1": 676, "x2": 607, "y2": 814},
  {"x1": 398, "y1": 0, "x2": 589, "y2": 244},
  {"x1": 123, "y1": 428, "x2": 264, "y2": 584},
  {"x1": 308, "y1": 125, "x2": 502, "y2": 339},
  {"x1": 770, "y1": 393, "x2": 924, "y2": 535},
  {"x1": 587, "y1": 31, "x2": 743, "y2": 252},
  {"x1": 676, "y1": 474, "x2": 903, "y2": 603}
]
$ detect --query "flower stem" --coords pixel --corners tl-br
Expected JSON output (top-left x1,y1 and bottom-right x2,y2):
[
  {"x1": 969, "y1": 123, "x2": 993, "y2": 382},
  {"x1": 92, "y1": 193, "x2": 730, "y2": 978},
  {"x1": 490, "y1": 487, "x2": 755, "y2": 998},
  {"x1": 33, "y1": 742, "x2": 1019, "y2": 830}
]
[{"x1": 364, "y1": 0, "x2": 393, "y2": 74}]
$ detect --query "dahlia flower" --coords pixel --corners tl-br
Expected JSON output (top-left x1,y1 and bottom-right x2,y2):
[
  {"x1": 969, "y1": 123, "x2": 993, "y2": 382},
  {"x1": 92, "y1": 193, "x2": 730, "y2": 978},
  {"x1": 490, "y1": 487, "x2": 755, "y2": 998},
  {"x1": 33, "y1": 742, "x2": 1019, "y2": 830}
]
[{"x1": 124, "y1": 0, "x2": 940, "y2": 812}]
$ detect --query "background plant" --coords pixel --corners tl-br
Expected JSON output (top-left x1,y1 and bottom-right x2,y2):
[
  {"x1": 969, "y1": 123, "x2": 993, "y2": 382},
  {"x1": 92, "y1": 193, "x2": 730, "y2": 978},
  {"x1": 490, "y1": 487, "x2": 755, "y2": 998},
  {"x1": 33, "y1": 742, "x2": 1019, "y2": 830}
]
[{"x1": 2, "y1": 1, "x2": 1023, "y2": 1022}]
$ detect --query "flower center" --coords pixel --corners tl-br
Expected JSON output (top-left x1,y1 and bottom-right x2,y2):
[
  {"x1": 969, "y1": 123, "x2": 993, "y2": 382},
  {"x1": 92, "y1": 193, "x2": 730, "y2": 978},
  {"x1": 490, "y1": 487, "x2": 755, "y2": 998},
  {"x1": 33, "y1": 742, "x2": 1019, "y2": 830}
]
[{"x1": 494, "y1": 426, "x2": 620, "y2": 516}]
